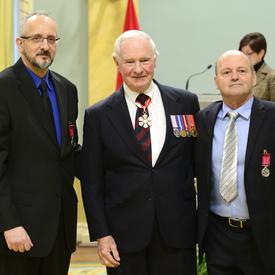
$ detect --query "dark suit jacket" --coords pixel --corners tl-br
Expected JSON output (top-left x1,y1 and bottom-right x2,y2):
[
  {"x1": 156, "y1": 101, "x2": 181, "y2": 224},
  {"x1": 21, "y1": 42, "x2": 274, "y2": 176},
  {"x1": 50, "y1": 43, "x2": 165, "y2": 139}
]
[
  {"x1": 81, "y1": 81, "x2": 199, "y2": 253},
  {"x1": 0, "y1": 59, "x2": 80, "y2": 257},
  {"x1": 195, "y1": 97, "x2": 275, "y2": 268}
]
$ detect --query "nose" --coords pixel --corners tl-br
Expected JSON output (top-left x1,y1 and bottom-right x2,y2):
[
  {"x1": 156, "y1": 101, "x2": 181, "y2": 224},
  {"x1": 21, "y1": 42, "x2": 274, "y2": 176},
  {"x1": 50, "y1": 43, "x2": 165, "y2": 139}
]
[
  {"x1": 40, "y1": 38, "x2": 50, "y2": 49},
  {"x1": 133, "y1": 62, "x2": 143, "y2": 73},
  {"x1": 231, "y1": 70, "x2": 239, "y2": 80}
]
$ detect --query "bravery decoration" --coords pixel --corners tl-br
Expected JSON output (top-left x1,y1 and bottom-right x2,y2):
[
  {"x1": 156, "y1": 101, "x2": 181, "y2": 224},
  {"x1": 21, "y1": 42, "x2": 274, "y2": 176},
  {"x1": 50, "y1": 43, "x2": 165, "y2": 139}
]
[
  {"x1": 262, "y1": 149, "x2": 271, "y2": 177},
  {"x1": 170, "y1": 114, "x2": 198, "y2": 138}
]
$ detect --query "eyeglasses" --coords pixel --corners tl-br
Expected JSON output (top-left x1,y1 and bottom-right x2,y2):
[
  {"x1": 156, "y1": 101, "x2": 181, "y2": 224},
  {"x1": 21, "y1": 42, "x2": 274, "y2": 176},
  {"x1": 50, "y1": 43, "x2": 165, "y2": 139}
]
[
  {"x1": 20, "y1": 35, "x2": 60, "y2": 45},
  {"x1": 245, "y1": 51, "x2": 254, "y2": 56}
]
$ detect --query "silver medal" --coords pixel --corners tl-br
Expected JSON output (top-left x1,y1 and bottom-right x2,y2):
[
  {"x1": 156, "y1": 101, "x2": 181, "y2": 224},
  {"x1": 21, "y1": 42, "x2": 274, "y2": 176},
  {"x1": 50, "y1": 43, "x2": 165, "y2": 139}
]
[
  {"x1": 173, "y1": 128, "x2": 181, "y2": 137},
  {"x1": 138, "y1": 113, "x2": 152, "y2": 128},
  {"x1": 262, "y1": 166, "x2": 270, "y2": 177}
]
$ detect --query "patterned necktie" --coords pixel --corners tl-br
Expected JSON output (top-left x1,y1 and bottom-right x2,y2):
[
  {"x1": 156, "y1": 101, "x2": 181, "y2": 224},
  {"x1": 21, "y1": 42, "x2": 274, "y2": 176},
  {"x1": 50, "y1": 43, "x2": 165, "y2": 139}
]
[
  {"x1": 135, "y1": 94, "x2": 152, "y2": 162},
  {"x1": 220, "y1": 111, "x2": 239, "y2": 203}
]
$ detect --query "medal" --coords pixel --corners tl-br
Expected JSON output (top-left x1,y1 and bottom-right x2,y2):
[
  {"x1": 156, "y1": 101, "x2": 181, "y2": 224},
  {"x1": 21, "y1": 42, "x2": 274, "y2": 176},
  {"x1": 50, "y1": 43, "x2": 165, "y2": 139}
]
[
  {"x1": 186, "y1": 115, "x2": 198, "y2": 137},
  {"x1": 261, "y1": 149, "x2": 271, "y2": 177},
  {"x1": 262, "y1": 166, "x2": 270, "y2": 177},
  {"x1": 182, "y1": 115, "x2": 190, "y2": 136},
  {"x1": 138, "y1": 112, "x2": 152, "y2": 128},
  {"x1": 68, "y1": 121, "x2": 76, "y2": 147},
  {"x1": 136, "y1": 95, "x2": 152, "y2": 128},
  {"x1": 170, "y1": 114, "x2": 197, "y2": 138},
  {"x1": 191, "y1": 129, "x2": 198, "y2": 137},
  {"x1": 170, "y1": 115, "x2": 185, "y2": 137},
  {"x1": 180, "y1": 130, "x2": 187, "y2": 137},
  {"x1": 173, "y1": 128, "x2": 181, "y2": 137}
]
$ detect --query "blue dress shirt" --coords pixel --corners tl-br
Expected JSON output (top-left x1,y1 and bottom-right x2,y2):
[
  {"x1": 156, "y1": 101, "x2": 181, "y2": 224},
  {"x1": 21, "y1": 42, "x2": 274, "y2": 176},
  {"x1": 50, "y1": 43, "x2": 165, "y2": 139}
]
[
  {"x1": 26, "y1": 67, "x2": 62, "y2": 146},
  {"x1": 210, "y1": 97, "x2": 254, "y2": 219}
]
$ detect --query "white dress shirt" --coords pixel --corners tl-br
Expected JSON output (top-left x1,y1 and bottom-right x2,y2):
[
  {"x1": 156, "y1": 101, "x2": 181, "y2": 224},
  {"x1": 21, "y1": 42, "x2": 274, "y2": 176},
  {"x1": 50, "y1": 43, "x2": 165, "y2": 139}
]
[{"x1": 124, "y1": 82, "x2": 166, "y2": 167}]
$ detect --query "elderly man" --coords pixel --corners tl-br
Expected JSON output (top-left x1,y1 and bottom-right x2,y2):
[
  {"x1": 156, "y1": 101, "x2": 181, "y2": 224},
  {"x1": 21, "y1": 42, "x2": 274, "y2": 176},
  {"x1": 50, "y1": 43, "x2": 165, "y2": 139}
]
[
  {"x1": 0, "y1": 12, "x2": 80, "y2": 275},
  {"x1": 81, "y1": 30, "x2": 199, "y2": 275},
  {"x1": 196, "y1": 50, "x2": 275, "y2": 275}
]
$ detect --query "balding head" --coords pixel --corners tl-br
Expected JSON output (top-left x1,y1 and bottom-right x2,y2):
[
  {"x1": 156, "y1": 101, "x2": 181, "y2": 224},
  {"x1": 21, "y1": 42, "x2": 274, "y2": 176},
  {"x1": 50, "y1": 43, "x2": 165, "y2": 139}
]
[
  {"x1": 214, "y1": 50, "x2": 256, "y2": 109},
  {"x1": 19, "y1": 12, "x2": 57, "y2": 37},
  {"x1": 215, "y1": 50, "x2": 253, "y2": 75}
]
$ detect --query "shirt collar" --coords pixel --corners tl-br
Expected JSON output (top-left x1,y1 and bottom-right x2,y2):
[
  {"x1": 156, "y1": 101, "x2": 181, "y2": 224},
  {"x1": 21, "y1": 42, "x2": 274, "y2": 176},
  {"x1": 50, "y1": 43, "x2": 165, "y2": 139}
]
[
  {"x1": 124, "y1": 81, "x2": 155, "y2": 104},
  {"x1": 25, "y1": 66, "x2": 50, "y2": 89},
  {"x1": 220, "y1": 96, "x2": 254, "y2": 120}
]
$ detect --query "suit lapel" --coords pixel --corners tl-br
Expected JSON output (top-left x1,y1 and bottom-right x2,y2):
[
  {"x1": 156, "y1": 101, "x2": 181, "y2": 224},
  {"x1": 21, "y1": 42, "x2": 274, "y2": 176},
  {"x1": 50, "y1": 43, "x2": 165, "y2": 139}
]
[
  {"x1": 245, "y1": 98, "x2": 266, "y2": 170},
  {"x1": 13, "y1": 59, "x2": 59, "y2": 151},
  {"x1": 51, "y1": 72, "x2": 68, "y2": 156},
  {"x1": 205, "y1": 102, "x2": 222, "y2": 139},
  {"x1": 106, "y1": 88, "x2": 149, "y2": 165},
  {"x1": 204, "y1": 102, "x2": 222, "y2": 193},
  {"x1": 153, "y1": 82, "x2": 202, "y2": 165},
  {"x1": 154, "y1": 86, "x2": 182, "y2": 166}
]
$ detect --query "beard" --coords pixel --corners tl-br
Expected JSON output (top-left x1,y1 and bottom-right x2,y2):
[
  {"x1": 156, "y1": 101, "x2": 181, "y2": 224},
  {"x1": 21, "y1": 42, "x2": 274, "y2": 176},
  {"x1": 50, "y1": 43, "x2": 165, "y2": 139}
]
[{"x1": 24, "y1": 49, "x2": 54, "y2": 70}]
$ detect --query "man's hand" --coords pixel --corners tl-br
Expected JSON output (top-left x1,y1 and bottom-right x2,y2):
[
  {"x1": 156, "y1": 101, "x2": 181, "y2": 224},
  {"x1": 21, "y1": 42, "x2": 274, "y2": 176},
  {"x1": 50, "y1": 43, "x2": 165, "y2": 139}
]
[
  {"x1": 97, "y1": 235, "x2": 120, "y2": 268},
  {"x1": 4, "y1": 226, "x2": 33, "y2": 253}
]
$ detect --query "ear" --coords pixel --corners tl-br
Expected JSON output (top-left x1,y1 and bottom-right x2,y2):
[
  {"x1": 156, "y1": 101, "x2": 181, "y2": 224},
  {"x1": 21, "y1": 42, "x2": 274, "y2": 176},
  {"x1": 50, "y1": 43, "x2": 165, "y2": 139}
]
[
  {"x1": 258, "y1": 49, "x2": 265, "y2": 60},
  {"x1": 113, "y1": 56, "x2": 119, "y2": 68},
  {"x1": 214, "y1": 75, "x2": 219, "y2": 90},
  {"x1": 16, "y1": 37, "x2": 24, "y2": 52},
  {"x1": 153, "y1": 58, "x2": 157, "y2": 68}
]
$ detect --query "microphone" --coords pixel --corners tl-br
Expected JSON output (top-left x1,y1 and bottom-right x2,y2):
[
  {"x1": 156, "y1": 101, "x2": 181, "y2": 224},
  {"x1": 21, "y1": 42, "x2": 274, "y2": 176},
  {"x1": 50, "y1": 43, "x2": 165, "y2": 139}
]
[{"x1": 185, "y1": 64, "x2": 212, "y2": 90}]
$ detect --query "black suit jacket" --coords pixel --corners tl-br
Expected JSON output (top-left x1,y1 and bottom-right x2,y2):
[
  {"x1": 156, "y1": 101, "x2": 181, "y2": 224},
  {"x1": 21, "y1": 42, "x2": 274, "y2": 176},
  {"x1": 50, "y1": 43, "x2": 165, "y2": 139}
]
[
  {"x1": 81, "y1": 81, "x2": 200, "y2": 253},
  {"x1": 0, "y1": 59, "x2": 80, "y2": 257},
  {"x1": 195, "y1": 97, "x2": 275, "y2": 268}
]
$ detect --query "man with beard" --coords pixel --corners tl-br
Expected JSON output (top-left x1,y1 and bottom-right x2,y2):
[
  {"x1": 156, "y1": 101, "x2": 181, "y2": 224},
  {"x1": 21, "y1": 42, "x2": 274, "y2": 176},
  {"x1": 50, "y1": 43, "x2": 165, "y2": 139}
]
[{"x1": 0, "y1": 12, "x2": 80, "y2": 275}]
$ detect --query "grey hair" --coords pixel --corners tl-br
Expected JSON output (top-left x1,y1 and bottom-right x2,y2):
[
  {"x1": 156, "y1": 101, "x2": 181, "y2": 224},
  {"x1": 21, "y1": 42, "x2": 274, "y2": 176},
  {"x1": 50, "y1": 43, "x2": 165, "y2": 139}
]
[
  {"x1": 19, "y1": 11, "x2": 56, "y2": 36},
  {"x1": 113, "y1": 30, "x2": 159, "y2": 60}
]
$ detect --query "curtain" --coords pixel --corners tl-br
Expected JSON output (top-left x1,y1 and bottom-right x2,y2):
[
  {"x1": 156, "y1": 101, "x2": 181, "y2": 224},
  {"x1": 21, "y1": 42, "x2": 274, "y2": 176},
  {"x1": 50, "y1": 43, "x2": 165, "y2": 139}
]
[
  {"x1": 0, "y1": 0, "x2": 13, "y2": 71},
  {"x1": 88, "y1": 0, "x2": 139, "y2": 105}
]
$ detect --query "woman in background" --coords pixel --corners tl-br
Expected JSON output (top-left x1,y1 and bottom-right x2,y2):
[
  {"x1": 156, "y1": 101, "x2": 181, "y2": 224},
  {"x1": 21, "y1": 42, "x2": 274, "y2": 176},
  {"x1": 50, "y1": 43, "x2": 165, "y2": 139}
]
[{"x1": 239, "y1": 32, "x2": 275, "y2": 101}]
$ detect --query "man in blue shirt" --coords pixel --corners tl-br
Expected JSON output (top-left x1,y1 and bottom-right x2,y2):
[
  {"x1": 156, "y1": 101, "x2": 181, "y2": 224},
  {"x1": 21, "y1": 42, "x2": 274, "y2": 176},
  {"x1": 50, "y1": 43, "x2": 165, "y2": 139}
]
[
  {"x1": 196, "y1": 50, "x2": 275, "y2": 275},
  {"x1": 0, "y1": 11, "x2": 80, "y2": 275}
]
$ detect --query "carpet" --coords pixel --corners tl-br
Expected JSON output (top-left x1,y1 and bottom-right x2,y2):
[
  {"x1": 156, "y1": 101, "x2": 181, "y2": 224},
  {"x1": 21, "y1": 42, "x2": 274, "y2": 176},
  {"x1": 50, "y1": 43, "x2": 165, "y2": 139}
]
[{"x1": 69, "y1": 262, "x2": 106, "y2": 275}]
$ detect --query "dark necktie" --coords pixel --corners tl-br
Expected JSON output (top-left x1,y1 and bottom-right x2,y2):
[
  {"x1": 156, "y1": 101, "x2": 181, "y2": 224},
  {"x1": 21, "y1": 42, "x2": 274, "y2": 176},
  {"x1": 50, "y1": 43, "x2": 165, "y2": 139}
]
[
  {"x1": 135, "y1": 94, "x2": 152, "y2": 162},
  {"x1": 40, "y1": 79, "x2": 53, "y2": 122}
]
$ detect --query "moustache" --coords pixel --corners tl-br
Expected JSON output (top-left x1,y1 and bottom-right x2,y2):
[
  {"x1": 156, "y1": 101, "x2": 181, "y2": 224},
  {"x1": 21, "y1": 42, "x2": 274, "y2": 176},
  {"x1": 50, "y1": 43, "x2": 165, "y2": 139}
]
[{"x1": 36, "y1": 51, "x2": 50, "y2": 57}]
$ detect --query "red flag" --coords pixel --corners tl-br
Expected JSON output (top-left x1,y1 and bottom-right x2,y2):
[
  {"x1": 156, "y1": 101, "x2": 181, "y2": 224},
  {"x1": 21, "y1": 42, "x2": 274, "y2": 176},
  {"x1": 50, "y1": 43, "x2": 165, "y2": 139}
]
[{"x1": 116, "y1": 0, "x2": 140, "y2": 90}]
